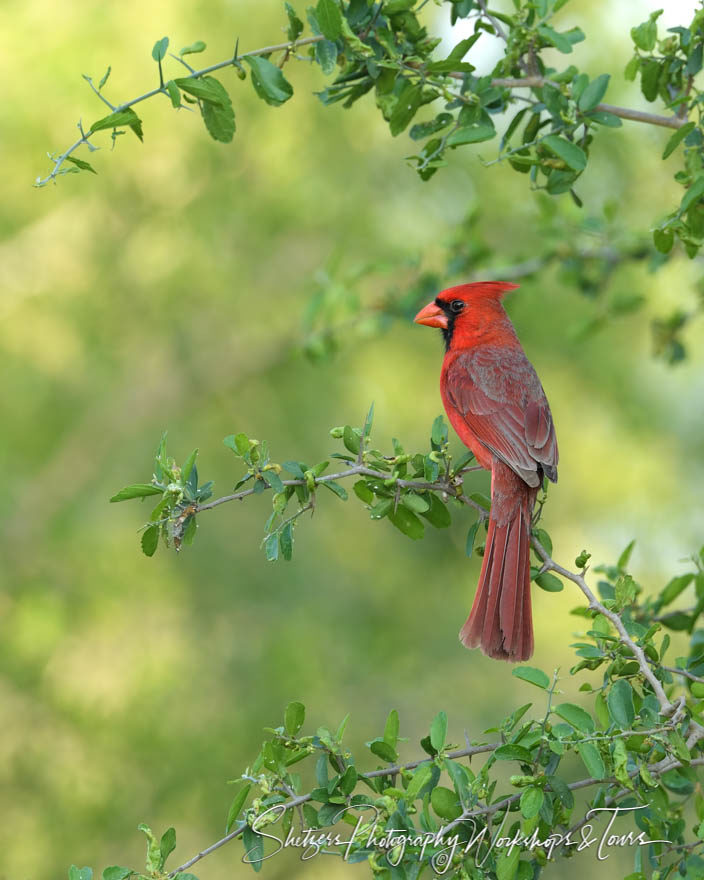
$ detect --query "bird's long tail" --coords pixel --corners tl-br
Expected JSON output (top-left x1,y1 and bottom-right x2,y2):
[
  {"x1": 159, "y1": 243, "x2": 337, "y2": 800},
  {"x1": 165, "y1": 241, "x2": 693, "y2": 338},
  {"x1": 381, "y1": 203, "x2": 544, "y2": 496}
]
[{"x1": 459, "y1": 463, "x2": 538, "y2": 662}]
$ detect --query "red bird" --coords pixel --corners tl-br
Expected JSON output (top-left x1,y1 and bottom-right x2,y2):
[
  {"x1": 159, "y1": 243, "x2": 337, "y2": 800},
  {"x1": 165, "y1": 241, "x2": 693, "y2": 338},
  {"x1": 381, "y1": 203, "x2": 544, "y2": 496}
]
[{"x1": 414, "y1": 282, "x2": 558, "y2": 661}]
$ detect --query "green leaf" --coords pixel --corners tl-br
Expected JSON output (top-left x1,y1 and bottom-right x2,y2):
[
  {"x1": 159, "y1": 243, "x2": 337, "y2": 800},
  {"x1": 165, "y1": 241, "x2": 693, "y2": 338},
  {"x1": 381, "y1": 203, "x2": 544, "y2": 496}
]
[
  {"x1": 165, "y1": 80, "x2": 181, "y2": 107},
  {"x1": 152, "y1": 37, "x2": 169, "y2": 62},
  {"x1": 90, "y1": 107, "x2": 144, "y2": 141},
  {"x1": 141, "y1": 525, "x2": 159, "y2": 557},
  {"x1": 520, "y1": 786, "x2": 544, "y2": 819},
  {"x1": 537, "y1": 24, "x2": 573, "y2": 53},
  {"x1": 618, "y1": 539, "x2": 636, "y2": 569},
  {"x1": 316, "y1": 0, "x2": 342, "y2": 41},
  {"x1": 226, "y1": 783, "x2": 251, "y2": 833},
  {"x1": 224, "y1": 433, "x2": 250, "y2": 456},
  {"x1": 553, "y1": 702, "x2": 594, "y2": 733},
  {"x1": 244, "y1": 55, "x2": 293, "y2": 107},
  {"x1": 102, "y1": 870, "x2": 130, "y2": 880},
  {"x1": 261, "y1": 470, "x2": 284, "y2": 493},
  {"x1": 576, "y1": 741, "x2": 605, "y2": 779},
  {"x1": 179, "y1": 40, "x2": 206, "y2": 56},
  {"x1": 542, "y1": 135, "x2": 587, "y2": 171},
  {"x1": 431, "y1": 415, "x2": 448, "y2": 446},
  {"x1": 138, "y1": 824, "x2": 161, "y2": 874},
  {"x1": 401, "y1": 493, "x2": 429, "y2": 514},
  {"x1": 111, "y1": 484, "x2": 164, "y2": 502},
  {"x1": 65, "y1": 155, "x2": 97, "y2": 175},
  {"x1": 389, "y1": 82, "x2": 423, "y2": 136},
  {"x1": 465, "y1": 520, "x2": 480, "y2": 556},
  {"x1": 388, "y1": 505, "x2": 424, "y2": 540},
  {"x1": 681, "y1": 174, "x2": 704, "y2": 213},
  {"x1": 342, "y1": 425, "x2": 360, "y2": 455},
  {"x1": 265, "y1": 532, "x2": 279, "y2": 561},
  {"x1": 661, "y1": 573, "x2": 695, "y2": 605},
  {"x1": 419, "y1": 493, "x2": 451, "y2": 528},
  {"x1": 369, "y1": 738, "x2": 397, "y2": 762},
  {"x1": 69, "y1": 869, "x2": 93, "y2": 880},
  {"x1": 430, "y1": 710, "x2": 447, "y2": 752},
  {"x1": 199, "y1": 77, "x2": 236, "y2": 143},
  {"x1": 405, "y1": 763, "x2": 432, "y2": 801},
  {"x1": 315, "y1": 39, "x2": 338, "y2": 75},
  {"x1": 174, "y1": 76, "x2": 228, "y2": 105},
  {"x1": 512, "y1": 666, "x2": 550, "y2": 689},
  {"x1": 534, "y1": 571, "x2": 563, "y2": 592},
  {"x1": 384, "y1": 709, "x2": 399, "y2": 748},
  {"x1": 653, "y1": 227, "x2": 674, "y2": 254},
  {"x1": 663, "y1": 122, "x2": 696, "y2": 160},
  {"x1": 446, "y1": 122, "x2": 495, "y2": 146},
  {"x1": 285, "y1": 701, "x2": 305, "y2": 734},
  {"x1": 496, "y1": 846, "x2": 520, "y2": 880},
  {"x1": 631, "y1": 13, "x2": 661, "y2": 52},
  {"x1": 159, "y1": 828, "x2": 176, "y2": 869},
  {"x1": 494, "y1": 743, "x2": 533, "y2": 762},
  {"x1": 280, "y1": 523, "x2": 294, "y2": 559},
  {"x1": 578, "y1": 73, "x2": 609, "y2": 111},
  {"x1": 431, "y1": 786, "x2": 462, "y2": 820},
  {"x1": 607, "y1": 680, "x2": 635, "y2": 728},
  {"x1": 322, "y1": 480, "x2": 348, "y2": 500},
  {"x1": 285, "y1": 3, "x2": 304, "y2": 41},
  {"x1": 182, "y1": 448, "x2": 198, "y2": 485},
  {"x1": 243, "y1": 824, "x2": 264, "y2": 871}
]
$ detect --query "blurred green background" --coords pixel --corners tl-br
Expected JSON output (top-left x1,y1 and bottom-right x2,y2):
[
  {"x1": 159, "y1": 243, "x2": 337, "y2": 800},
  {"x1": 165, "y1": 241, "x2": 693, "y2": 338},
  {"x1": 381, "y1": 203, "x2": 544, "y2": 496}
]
[{"x1": 2, "y1": 0, "x2": 704, "y2": 878}]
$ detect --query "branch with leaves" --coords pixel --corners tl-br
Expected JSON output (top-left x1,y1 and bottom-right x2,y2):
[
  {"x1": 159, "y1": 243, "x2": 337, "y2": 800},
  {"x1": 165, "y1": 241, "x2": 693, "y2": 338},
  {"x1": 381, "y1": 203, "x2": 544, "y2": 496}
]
[
  {"x1": 37, "y1": 0, "x2": 704, "y2": 259},
  {"x1": 68, "y1": 526, "x2": 704, "y2": 879}
]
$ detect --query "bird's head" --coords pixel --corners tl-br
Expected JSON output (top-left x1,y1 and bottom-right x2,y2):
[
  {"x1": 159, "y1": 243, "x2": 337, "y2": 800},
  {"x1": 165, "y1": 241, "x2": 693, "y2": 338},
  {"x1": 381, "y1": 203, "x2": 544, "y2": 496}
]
[{"x1": 413, "y1": 281, "x2": 519, "y2": 349}]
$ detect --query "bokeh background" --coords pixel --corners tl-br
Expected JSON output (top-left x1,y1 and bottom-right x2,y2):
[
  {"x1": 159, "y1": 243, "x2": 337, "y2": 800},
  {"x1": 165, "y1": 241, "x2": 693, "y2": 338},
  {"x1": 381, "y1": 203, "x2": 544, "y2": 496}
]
[{"x1": 2, "y1": 0, "x2": 703, "y2": 878}]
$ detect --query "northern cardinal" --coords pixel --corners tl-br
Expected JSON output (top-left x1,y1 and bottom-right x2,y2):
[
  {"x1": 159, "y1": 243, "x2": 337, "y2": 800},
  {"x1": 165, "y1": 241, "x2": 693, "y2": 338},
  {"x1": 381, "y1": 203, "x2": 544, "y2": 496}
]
[{"x1": 414, "y1": 282, "x2": 558, "y2": 661}]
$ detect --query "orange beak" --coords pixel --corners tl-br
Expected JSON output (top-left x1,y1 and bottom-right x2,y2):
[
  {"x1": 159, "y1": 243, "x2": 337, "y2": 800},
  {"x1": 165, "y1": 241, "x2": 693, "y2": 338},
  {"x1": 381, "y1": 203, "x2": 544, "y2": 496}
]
[{"x1": 414, "y1": 301, "x2": 448, "y2": 329}]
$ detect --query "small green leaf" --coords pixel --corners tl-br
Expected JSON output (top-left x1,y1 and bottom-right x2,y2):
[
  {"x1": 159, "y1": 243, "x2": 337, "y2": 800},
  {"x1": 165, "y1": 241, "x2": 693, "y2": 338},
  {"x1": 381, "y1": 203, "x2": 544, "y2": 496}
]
[
  {"x1": 607, "y1": 680, "x2": 635, "y2": 728},
  {"x1": 182, "y1": 449, "x2": 198, "y2": 485},
  {"x1": 226, "y1": 783, "x2": 251, "y2": 833},
  {"x1": 244, "y1": 56, "x2": 294, "y2": 106},
  {"x1": 65, "y1": 155, "x2": 97, "y2": 174},
  {"x1": 265, "y1": 532, "x2": 279, "y2": 561},
  {"x1": 384, "y1": 709, "x2": 399, "y2": 748},
  {"x1": 141, "y1": 525, "x2": 159, "y2": 557},
  {"x1": 618, "y1": 539, "x2": 636, "y2": 569},
  {"x1": 405, "y1": 763, "x2": 432, "y2": 801},
  {"x1": 661, "y1": 573, "x2": 694, "y2": 605},
  {"x1": 389, "y1": 82, "x2": 423, "y2": 137},
  {"x1": 69, "y1": 869, "x2": 93, "y2": 880},
  {"x1": 494, "y1": 743, "x2": 533, "y2": 762},
  {"x1": 285, "y1": 701, "x2": 305, "y2": 735},
  {"x1": 520, "y1": 786, "x2": 544, "y2": 819},
  {"x1": 243, "y1": 824, "x2": 264, "y2": 872},
  {"x1": 165, "y1": 80, "x2": 181, "y2": 107},
  {"x1": 369, "y1": 738, "x2": 397, "y2": 762},
  {"x1": 512, "y1": 666, "x2": 550, "y2": 689},
  {"x1": 342, "y1": 425, "x2": 360, "y2": 455},
  {"x1": 542, "y1": 135, "x2": 587, "y2": 171},
  {"x1": 653, "y1": 227, "x2": 674, "y2": 254},
  {"x1": 315, "y1": 39, "x2": 338, "y2": 75},
  {"x1": 138, "y1": 824, "x2": 161, "y2": 874},
  {"x1": 111, "y1": 484, "x2": 163, "y2": 503},
  {"x1": 279, "y1": 522, "x2": 293, "y2": 560},
  {"x1": 431, "y1": 415, "x2": 448, "y2": 446},
  {"x1": 261, "y1": 470, "x2": 284, "y2": 493},
  {"x1": 174, "y1": 76, "x2": 228, "y2": 106},
  {"x1": 576, "y1": 741, "x2": 605, "y2": 778},
  {"x1": 401, "y1": 493, "x2": 429, "y2": 514},
  {"x1": 198, "y1": 77, "x2": 236, "y2": 143},
  {"x1": 224, "y1": 433, "x2": 250, "y2": 456},
  {"x1": 315, "y1": 0, "x2": 342, "y2": 41},
  {"x1": 322, "y1": 480, "x2": 348, "y2": 500},
  {"x1": 431, "y1": 786, "x2": 462, "y2": 820},
  {"x1": 98, "y1": 66, "x2": 111, "y2": 89},
  {"x1": 537, "y1": 24, "x2": 573, "y2": 53},
  {"x1": 90, "y1": 107, "x2": 144, "y2": 141},
  {"x1": 430, "y1": 710, "x2": 447, "y2": 752},
  {"x1": 152, "y1": 37, "x2": 169, "y2": 62},
  {"x1": 285, "y1": 3, "x2": 304, "y2": 41},
  {"x1": 553, "y1": 702, "x2": 594, "y2": 732},
  {"x1": 159, "y1": 828, "x2": 176, "y2": 870},
  {"x1": 534, "y1": 571, "x2": 563, "y2": 592},
  {"x1": 465, "y1": 520, "x2": 480, "y2": 556},
  {"x1": 578, "y1": 73, "x2": 609, "y2": 111},
  {"x1": 446, "y1": 122, "x2": 495, "y2": 146},
  {"x1": 388, "y1": 506, "x2": 424, "y2": 540},
  {"x1": 102, "y1": 869, "x2": 130, "y2": 880},
  {"x1": 179, "y1": 40, "x2": 207, "y2": 56},
  {"x1": 663, "y1": 121, "x2": 696, "y2": 160}
]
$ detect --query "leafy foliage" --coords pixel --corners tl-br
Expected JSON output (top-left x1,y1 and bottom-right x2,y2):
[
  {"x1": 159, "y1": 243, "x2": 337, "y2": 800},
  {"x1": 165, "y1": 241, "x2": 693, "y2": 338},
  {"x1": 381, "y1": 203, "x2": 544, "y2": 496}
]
[
  {"x1": 69, "y1": 541, "x2": 704, "y2": 877},
  {"x1": 37, "y1": 1, "x2": 704, "y2": 264}
]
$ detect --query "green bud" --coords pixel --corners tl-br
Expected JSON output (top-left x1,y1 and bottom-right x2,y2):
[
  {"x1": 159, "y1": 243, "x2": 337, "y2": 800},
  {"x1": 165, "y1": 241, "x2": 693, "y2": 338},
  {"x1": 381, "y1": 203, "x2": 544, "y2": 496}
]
[
  {"x1": 329, "y1": 426, "x2": 345, "y2": 439},
  {"x1": 509, "y1": 774, "x2": 536, "y2": 787},
  {"x1": 304, "y1": 470, "x2": 316, "y2": 491},
  {"x1": 428, "y1": 450, "x2": 443, "y2": 463},
  {"x1": 575, "y1": 550, "x2": 591, "y2": 568}
]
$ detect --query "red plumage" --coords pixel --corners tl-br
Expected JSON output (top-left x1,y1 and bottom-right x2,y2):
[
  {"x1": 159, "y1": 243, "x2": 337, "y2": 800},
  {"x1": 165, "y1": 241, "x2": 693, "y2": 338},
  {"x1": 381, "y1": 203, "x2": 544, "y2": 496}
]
[{"x1": 414, "y1": 282, "x2": 558, "y2": 661}]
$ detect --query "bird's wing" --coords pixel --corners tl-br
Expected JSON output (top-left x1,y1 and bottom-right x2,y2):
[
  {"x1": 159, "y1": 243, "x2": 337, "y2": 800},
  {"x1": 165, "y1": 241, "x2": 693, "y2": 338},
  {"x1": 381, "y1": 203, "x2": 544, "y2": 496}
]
[{"x1": 444, "y1": 346, "x2": 558, "y2": 487}]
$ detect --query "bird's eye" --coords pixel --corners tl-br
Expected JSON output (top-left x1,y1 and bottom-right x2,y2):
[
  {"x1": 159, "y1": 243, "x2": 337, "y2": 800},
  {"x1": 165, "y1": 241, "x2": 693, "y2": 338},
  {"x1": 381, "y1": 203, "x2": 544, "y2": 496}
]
[{"x1": 449, "y1": 299, "x2": 465, "y2": 314}]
